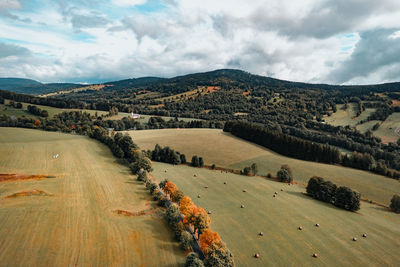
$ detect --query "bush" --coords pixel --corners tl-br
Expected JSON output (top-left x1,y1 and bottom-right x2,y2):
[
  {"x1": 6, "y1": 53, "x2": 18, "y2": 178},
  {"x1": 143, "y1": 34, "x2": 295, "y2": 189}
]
[
  {"x1": 171, "y1": 189, "x2": 184, "y2": 203},
  {"x1": 306, "y1": 176, "x2": 336, "y2": 203},
  {"x1": 129, "y1": 156, "x2": 153, "y2": 174},
  {"x1": 165, "y1": 204, "x2": 182, "y2": 226},
  {"x1": 334, "y1": 186, "x2": 360, "y2": 211},
  {"x1": 180, "y1": 231, "x2": 193, "y2": 251},
  {"x1": 137, "y1": 170, "x2": 148, "y2": 182},
  {"x1": 199, "y1": 157, "x2": 204, "y2": 167},
  {"x1": 204, "y1": 242, "x2": 235, "y2": 267},
  {"x1": 277, "y1": 168, "x2": 292, "y2": 182},
  {"x1": 390, "y1": 194, "x2": 400, "y2": 213},
  {"x1": 158, "y1": 196, "x2": 168, "y2": 207},
  {"x1": 192, "y1": 155, "x2": 200, "y2": 167},
  {"x1": 159, "y1": 178, "x2": 169, "y2": 189},
  {"x1": 185, "y1": 252, "x2": 205, "y2": 267},
  {"x1": 242, "y1": 167, "x2": 251, "y2": 176}
]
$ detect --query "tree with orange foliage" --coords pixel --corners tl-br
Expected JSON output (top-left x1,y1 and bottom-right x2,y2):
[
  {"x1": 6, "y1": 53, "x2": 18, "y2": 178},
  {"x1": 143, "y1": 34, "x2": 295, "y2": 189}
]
[
  {"x1": 163, "y1": 181, "x2": 178, "y2": 197},
  {"x1": 191, "y1": 206, "x2": 210, "y2": 236},
  {"x1": 179, "y1": 196, "x2": 195, "y2": 217},
  {"x1": 199, "y1": 228, "x2": 221, "y2": 254},
  {"x1": 34, "y1": 120, "x2": 40, "y2": 126}
]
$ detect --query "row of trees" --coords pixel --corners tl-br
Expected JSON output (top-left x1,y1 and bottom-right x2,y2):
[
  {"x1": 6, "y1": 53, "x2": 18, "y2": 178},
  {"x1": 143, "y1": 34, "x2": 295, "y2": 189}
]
[
  {"x1": 27, "y1": 105, "x2": 49, "y2": 117},
  {"x1": 306, "y1": 177, "x2": 361, "y2": 211},
  {"x1": 160, "y1": 180, "x2": 234, "y2": 267},
  {"x1": 150, "y1": 144, "x2": 186, "y2": 165}
]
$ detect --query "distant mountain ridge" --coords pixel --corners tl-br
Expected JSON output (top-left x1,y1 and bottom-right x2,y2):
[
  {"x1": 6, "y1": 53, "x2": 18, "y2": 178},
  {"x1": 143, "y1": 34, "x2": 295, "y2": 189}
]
[{"x1": 2, "y1": 69, "x2": 400, "y2": 95}]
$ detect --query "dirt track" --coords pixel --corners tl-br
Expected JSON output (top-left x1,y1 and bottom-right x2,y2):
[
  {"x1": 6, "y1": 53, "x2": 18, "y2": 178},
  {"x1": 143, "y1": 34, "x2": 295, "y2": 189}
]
[{"x1": 0, "y1": 128, "x2": 184, "y2": 267}]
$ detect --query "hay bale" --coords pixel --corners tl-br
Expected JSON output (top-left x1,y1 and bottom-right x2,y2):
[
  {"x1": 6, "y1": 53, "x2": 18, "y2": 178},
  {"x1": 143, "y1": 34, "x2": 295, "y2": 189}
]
[
  {"x1": 298, "y1": 226, "x2": 303, "y2": 230},
  {"x1": 281, "y1": 189, "x2": 283, "y2": 191},
  {"x1": 197, "y1": 195, "x2": 201, "y2": 198},
  {"x1": 204, "y1": 186, "x2": 208, "y2": 189},
  {"x1": 313, "y1": 253, "x2": 318, "y2": 258},
  {"x1": 194, "y1": 174, "x2": 197, "y2": 177},
  {"x1": 258, "y1": 232, "x2": 264, "y2": 236},
  {"x1": 164, "y1": 170, "x2": 167, "y2": 173},
  {"x1": 315, "y1": 223, "x2": 319, "y2": 227},
  {"x1": 254, "y1": 253, "x2": 260, "y2": 258},
  {"x1": 275, "y1": 192, "x2": 278, "y2": 195},
  {"x1": 224, "y1": 181, "x2": 227, "y2": 184},
  {"x1": 243, "y1": 189, "x2": 247, "y2": 192},
  {"x1": 353, "y1": 237, "x2": 357, "y2": 241},
  {"x1": 362, "y1": 233, "x2": 367, "y2": 238},
  {"x1": 240, "y1": 205, "x2": 245, "y2": 208},
  {"x1": 207, "y1": 211, "x2": 212, "y2": 214},
  {"x1": 273, "y1": 194, "x2": 276, "y2": 197}
]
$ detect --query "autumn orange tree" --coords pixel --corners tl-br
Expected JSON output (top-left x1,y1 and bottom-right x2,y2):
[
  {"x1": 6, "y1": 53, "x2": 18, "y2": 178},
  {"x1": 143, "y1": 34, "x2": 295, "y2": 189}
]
[
  {"x1": 163, "y1": 181, "x2": 178, "y2": 197},
  {"x1": 190, "y1": 206, "x2": 210, "y2": 236},
  {"x1": 199, "y1": 228, "x2": 221, "y2": 254}
]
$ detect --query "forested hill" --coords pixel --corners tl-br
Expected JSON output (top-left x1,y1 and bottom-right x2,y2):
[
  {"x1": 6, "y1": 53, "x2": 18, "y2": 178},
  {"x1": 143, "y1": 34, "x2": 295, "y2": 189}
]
[
  {"x1": 2, "y1": 69, "x2": 400, "y2": 95},
  {"x1": 102, "y1": 69, "x2": 400, "y2": 95},
  {"x1": 0, "y1": 78, "x2": 85, "y2": 95}
]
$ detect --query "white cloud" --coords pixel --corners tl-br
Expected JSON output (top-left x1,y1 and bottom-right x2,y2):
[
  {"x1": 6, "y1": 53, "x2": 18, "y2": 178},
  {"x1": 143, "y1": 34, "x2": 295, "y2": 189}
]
[
  {"x1": 0, "y1": 0, "x2": 21, "y2": 9},
  {"x1": 111, "y1": 0, "x2": 147, "y2": 7},
  {"x1": 0, "y1": 0, "x2": 400, "y2": 84}
]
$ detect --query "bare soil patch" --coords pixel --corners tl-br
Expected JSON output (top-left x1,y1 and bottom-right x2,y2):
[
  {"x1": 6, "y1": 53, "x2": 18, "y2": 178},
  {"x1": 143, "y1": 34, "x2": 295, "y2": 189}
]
[{"x1": 6, "y1": 190, "x2": 53, "y2": 198}]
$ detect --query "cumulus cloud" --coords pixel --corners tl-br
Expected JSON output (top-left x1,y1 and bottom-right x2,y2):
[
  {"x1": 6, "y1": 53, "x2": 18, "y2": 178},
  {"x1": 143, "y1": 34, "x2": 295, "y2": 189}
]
[
  {"x1": 0, "y1": 0, "x2": 400, "y2": 84},
  {"x1": 328, "y1": 29, "x2": 400, "y2": 84},
  {"x1": 112, "y1": 0, "x2": 147, "y2": 7}
]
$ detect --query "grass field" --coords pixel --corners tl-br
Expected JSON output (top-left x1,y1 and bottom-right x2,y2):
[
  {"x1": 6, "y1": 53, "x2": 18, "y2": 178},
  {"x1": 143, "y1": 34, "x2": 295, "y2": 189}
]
[
  {"x1": 0, "y1": 128, "x2": 185, "y2": 267},
  {"x1": 373, "y1": 112, "x2": 400, "y2": 143},
  {"x1": 129, "y1": 129, "x2": 400, "y2": 205},
  {"x1": 152, "y1": 162, "x2": 400, "y2": 267},
  {"x1": 109, "y1": 112, "x2": 202, "y2": 123},
  {"x1": 2, "y1": 99, "x2": 109, "y2": 118},
  {"x1": 324, "y1": 103, "x2": 376, "y2": 127}
]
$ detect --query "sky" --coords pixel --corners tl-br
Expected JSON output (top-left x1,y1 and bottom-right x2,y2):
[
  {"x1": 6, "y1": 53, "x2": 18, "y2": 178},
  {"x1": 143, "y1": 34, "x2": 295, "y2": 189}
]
[{"x1": 0, "y1": 0, "x2": 400, "y2": 85}]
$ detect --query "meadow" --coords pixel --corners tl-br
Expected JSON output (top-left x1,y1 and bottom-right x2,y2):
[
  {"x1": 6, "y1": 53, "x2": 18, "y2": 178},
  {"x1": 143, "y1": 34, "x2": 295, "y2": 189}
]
[
  {"x1": 129, "y1": 129, "x2": 400, "y2": 206},
  {"x1": 0, "y1": 128, "x2": 185, "y2": 267},
  {"x1": 152, "y1": 162, "x2": 400, "y2": 267},
  {"x1": 1, "y1": 99, "x2": 109, "y2": 118},
  {"x1": 324, "y1": 103, "x2": 376, "y2": 127},
  {"x1": 373, "y1": 112, "x2": 400, "y2": 143}
]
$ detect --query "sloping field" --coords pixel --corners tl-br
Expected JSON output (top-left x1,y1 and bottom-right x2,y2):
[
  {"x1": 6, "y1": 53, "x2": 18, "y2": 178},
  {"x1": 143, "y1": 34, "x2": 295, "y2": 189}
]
[
  {"x1": 324, "y1": 103, "x2": 376, "y2": 127},
  {"x1": 152, "y1": 162, "x2": 400, "y2": 267},
  {"x1": 2, "y1": 99, "x2": 109, "y2": 118},
  {"x1": 130, "y1": 129, "x2": 400, "y2": 205},
  {"x1": 373, "y1": 112, "x2": 400, "y2": 143},
  {"x1": 0, "y1": 128, "x2": 184, "y2": 267}
]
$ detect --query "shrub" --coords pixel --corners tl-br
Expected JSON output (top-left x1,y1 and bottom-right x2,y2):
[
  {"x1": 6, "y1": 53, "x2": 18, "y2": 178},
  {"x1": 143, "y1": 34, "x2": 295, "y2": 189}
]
[
  {"x1": 242, "y1": 167, "x2": 251, "y2": 176},
  {"x1": 165, "y1": 204, "x2": 182, "y2": 226},
  {"x1": 390, "y1": 194, "x2": 400, "y2": 213},
  {"x1": 137, "y1": 170, "x2": 148, "y2": 182},
  {"x1": 192, "y1": 155, "x2": 200, "y2": 167},
  {"x1": 306, "y1": 176, "x2": 336, "y2": 203},
  {"x1": 199, "y1": 157, "x2": 204, "y2": 167},
  {"x1": 204, "y1": 242, "x2": 235, "y2": 267},
  {"x1": 171, "y1": 189, "x2": 184, "y2": 203},
  {"x1": 180, "y1": 231, "x2": 193, "y2": 251},
  {"x1": 129, "y1": 156, "x2": 153, "y2": 174},
  {"x1": 185, "y1": 252, "x2": 205, "y2": 267},
  {"x1": 158, "y1": 196, "x2": 168, "y2": 207},
  {"x1": 277, "y1": 168, "x2": 292, "y2": 182},
  {"x1": 159, "y1": 178, "x2": 169, "y2": 189}
]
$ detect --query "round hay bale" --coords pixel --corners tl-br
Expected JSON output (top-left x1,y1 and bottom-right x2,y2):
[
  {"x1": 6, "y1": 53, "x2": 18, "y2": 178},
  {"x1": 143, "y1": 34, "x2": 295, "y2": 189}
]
[
  {"x1": 207, "y1": 211, "x2": 212, "y2": 214},
  {"x1": 243, "y1": 189, "x2": 247, "y2": 192},
  {"x1": 362, "y1": 233, "x2": 367, "y2": 238},
  {"x1": 313, "y1": 253, "x2": 318, "y2": 258},
  {"x1": 224, "y1": 181, "x2": 227, "y2": 184},
  {"x1": 353, "y1": 237, "x2": 357, "y2": 241},
  {"x1": 315, "y1": 223, "x2": 319, "y2": 227},
  {"x1": 164, "y1": 170, "x2": 167, "y2": 173},
  {"x1": 204, "y1": 186, "x2": 208, "y2": 189},
  {"x1": 240, "y1": 205, "x2": 245, "y2": 208},
  {"x1": 258, "y1": 232, "x2": 264, "y2": 236},
  {"x1": 281, "y1": 189, "x2": 283, "y2": 191},
  {"x1": 254, "y1": 253, "x2": 259, "y2": 258},
  {"x1": 275, "y1": 192, "x2": 278, "y2": 194},
  {"x1": 273, "y1": 194, "x2": 276, "y2": 197},
  {"x1": 194, "y1": 174, "x2": 197, "y2": 177},
  {"x1": 298, "y1": 226, "x2": 303, "y2": 230},
  {"x1": 197, "y1": 195, "x2": 201, "y2": 198}
]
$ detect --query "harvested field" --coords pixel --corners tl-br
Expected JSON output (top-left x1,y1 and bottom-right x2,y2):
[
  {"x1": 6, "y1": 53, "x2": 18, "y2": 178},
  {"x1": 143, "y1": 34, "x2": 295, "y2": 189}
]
[
  {"x1": 0, "y1": 128, "x2": 184, "y2": 267},
  {"x1": 130, "y1": 128, "x2": 400, "y2": 205},
  {"x1": 373, "y1": 112, "x2": 400, "y2": 143},
  {"x1": 152, "y1": 162, "x2": 400, "y2": 267}
]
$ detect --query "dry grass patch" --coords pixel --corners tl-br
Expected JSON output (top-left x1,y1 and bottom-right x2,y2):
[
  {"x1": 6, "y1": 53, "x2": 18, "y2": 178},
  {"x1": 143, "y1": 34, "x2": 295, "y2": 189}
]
[{"x1": 6, "y1": 189, "x2": 52, "y2": 198}]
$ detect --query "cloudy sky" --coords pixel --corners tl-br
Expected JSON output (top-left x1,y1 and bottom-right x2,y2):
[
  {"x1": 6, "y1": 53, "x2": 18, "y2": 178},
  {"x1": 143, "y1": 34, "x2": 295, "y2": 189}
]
[{"x1": 1, "y1": 0, "x2": 400, "y2": 84}]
